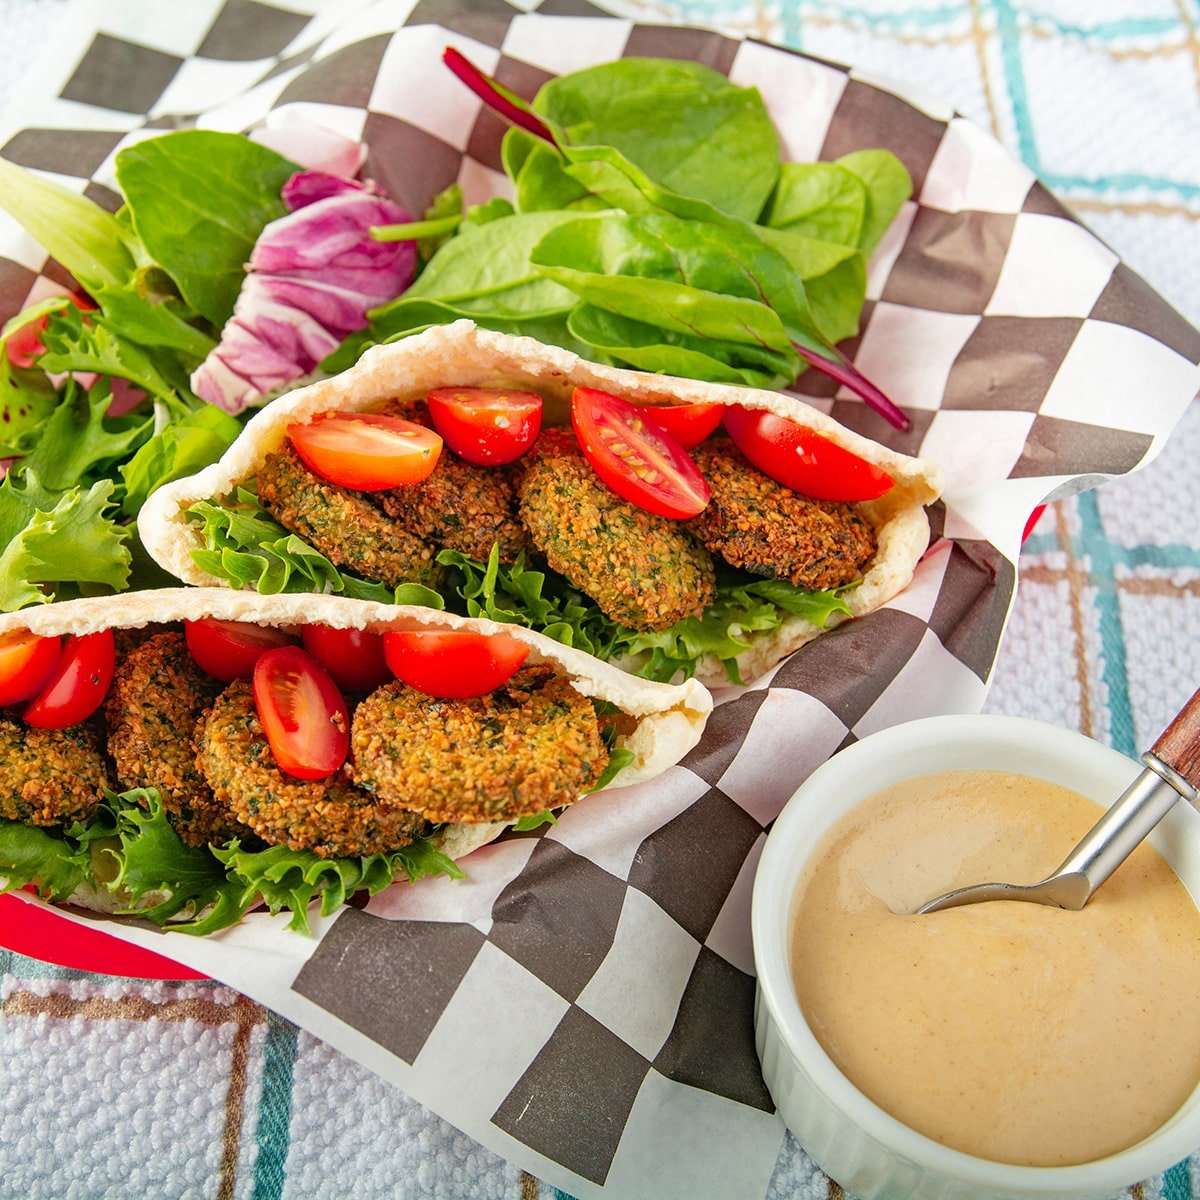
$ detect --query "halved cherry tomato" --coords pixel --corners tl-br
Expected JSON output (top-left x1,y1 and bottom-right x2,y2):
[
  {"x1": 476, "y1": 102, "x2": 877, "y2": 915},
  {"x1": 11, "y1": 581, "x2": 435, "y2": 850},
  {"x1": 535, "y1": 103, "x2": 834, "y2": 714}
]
[
  {"x1": 382, "y1": 629, "x2": 530, "y2": 699},
  {"x1": 0, "y1": 631, "x2": 62, "y2": 706},
  {"x1": 722, "y1": 406, "x2": 894, "y2": 502},
  {"x1": 426, "y1": 387, "x2": 543, "y2": 466},
  {"x1": 185, "y1": 618, "x2": 297, "y2": 682},
  {"x1": 5, "y1": 293, "x2": 95, "y2": 368},
  {"x1": 638, "y1": 402, "x2": 724, "y2": 450},
  {"x1": 24, "y1": 630, "x2": 115, "y2": 730},
  {"x1": 252, "y1": 646, "x2": 349, "y2": 780},
  {"x1": 301, "y1": 625, "x2": 392, "y2": 693},
  {"x1": 570, "y1": 386, "x2": 710, "y2": 519},
  {"x1": 289, "y1": 413, "x2": 442, "y2": 491}
]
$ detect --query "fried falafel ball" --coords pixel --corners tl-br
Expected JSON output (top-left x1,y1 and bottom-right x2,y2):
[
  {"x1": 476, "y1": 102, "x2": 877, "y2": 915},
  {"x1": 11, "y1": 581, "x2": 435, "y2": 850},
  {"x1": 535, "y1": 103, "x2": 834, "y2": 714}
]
[
  {"x1": 258, "y1": 444, "x2": 443, "y2": 590},
  {"x1": 106, "y1": 631, "x2": 253, "y2": 848},
  {"x1": 349, "y1": 664, "x2": 608, "y2": 824},
  {"x1": 377, "y1": 453, "x2": 528, "y2": 563},
  {"x1": 689, "y1": 438, "x2": 878, "y2": 591},
  {"x1": 517, "y1": 436, "x2": 715, "y2": 631},
  {"x1": 0, "y1": 715, "x2": 106, "y2": 826},
  {"x1": 197, "y1": 680, "x2": 430, "y2": 858}
]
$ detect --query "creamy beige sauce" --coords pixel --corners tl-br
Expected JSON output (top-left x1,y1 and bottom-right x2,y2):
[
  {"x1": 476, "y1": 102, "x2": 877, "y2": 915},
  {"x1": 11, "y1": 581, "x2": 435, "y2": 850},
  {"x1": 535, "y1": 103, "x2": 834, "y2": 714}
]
[{"x1": 789, "y1": 769, "x2": 1200, "y2": 1167}]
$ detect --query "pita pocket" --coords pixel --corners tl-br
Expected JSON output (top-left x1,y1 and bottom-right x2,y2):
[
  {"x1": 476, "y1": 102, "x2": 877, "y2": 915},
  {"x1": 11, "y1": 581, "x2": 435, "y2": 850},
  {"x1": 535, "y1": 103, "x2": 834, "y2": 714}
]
[
  {"x1": 0, "y1": 587, "x2": 711, "y2": 935},
  {"x1": 140, "y1": 321, "x2": 943, "y2": 686}
]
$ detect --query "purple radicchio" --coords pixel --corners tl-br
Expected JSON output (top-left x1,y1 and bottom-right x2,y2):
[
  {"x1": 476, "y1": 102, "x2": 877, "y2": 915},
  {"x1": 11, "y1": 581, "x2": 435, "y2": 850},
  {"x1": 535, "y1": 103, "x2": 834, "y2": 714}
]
[{"x1": 191, "y1": 171, "x2": 415, "y2": 413}]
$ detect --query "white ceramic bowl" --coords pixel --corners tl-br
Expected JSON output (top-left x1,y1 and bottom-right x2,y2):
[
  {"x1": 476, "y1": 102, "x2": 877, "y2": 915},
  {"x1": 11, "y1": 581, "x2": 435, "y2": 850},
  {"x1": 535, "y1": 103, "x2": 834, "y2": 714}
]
[{"x1": 752, "y1": 714, "x2": 1200, "y2": 1200}]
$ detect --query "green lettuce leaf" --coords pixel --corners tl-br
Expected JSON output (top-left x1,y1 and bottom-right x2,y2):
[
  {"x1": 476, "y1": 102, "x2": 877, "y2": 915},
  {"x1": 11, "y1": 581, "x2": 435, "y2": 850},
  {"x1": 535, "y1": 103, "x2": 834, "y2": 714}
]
[
  {"x1": 0, "y1": 818, "x2": 91, "y2": 901},
  {"x1": 100, "y1": 788, "x2": 251, "y2": 933},
  {"x1": 214, "y1": 838, "x2": 466, "y2": 935},
  {"x1": 119, "y1": 404, "x2": 241, "y2": 517},
  {"x1": 0, "y1": 472, "x2": 131, "y2": 611},
  {"x1": 0, "y1": 381, "x2": 153, "y2": 492},
  {"x1": 186, "y1": 490, "x2": 445, "y2": 608}
]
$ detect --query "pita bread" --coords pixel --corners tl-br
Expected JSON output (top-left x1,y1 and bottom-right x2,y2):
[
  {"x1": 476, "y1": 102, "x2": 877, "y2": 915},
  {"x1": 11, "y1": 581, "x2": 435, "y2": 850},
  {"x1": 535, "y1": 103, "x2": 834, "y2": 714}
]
[
  {"x1": 139, "y1": 320, "x2": 943, "y2": 685},
  {"x1": 0, "y1": 586, "x2": 711, "y2": 924}
]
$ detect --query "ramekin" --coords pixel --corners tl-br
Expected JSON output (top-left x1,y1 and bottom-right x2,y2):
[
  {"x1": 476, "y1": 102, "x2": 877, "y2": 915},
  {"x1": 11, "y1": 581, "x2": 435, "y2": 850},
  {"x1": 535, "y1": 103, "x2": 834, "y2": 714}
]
[{"x1": 752, "y1": 714, "x2": 1200, "y2": 1200}]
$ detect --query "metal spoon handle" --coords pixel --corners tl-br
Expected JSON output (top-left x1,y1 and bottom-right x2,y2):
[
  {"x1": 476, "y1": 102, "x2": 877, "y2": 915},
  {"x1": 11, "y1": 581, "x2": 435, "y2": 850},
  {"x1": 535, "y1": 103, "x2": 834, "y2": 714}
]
[{"x1": 1052, "y1": 687, "x2": 1200, "y2": 896}]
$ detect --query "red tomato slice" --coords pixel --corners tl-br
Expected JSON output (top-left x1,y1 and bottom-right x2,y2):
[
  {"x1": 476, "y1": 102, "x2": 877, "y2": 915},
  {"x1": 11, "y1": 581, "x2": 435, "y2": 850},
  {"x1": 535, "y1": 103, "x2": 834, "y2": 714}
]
[
  {"x1": 638, "y1": 401, "x2": 724, "y2": 450},
  {"x1": 289, "y1": 413, "x2": 442, "y2": 491},
  {"x1": 252, "y1": 646, "x2": 349, "y2": 780},
  {"x1": 382, "y1": 630, "x2": 530, "y2": 699},
  {"x1": 301, "y1": 625, "x2": 392, "y2": 693},
  {"x1": 570, "y1": 386, "x2": 710, "y2": 519},
  {"x1": 0, "y1": 631, "x2": 62, "y2": 706},
  {"x1": 426, "y1": 387, "x2": 543, "y2": 466},
  {"x1": 24, "y1": 630, "x2": 115, "y2": 730},
  {"x1": 5, "y1": 293, "x2": 95, "y2": 368},
  {"x1": 722, "y1": 406, "x2": 894, "y2": 502},
  {"x1": 185, "y1": 618, "x2": 297, "y2": 682}
]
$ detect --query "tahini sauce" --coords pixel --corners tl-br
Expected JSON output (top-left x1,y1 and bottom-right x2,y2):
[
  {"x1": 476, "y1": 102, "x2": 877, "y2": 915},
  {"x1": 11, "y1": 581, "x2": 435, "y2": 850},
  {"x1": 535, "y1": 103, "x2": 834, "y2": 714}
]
[{"x1": 789, "y1": 769, "x2": 1200, "y2": 1167}]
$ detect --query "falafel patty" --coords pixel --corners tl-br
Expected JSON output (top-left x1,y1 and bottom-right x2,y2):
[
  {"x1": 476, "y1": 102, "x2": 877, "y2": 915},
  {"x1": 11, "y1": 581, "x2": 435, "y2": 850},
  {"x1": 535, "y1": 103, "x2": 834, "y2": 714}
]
[
  {"x1": 689, "y1": 438, "x2": 878, "y2": 591},
  {"x1": 518, "y1": 438, "x2": 716, "y2": 631},
  {"x1": 377, "y1": 452, "x2": 528, "y2": 563},
  {"x1": 106, "y1": 631, "x2": 251, "y2": 848},
  {"x1": 0, "y1": 715, "x2": 106, "y2": 826},
  {"x1": 197, "y1": 681, "x2": 430, "y2": 858},
  {"x1": 349, "y1": 664, "x2": 608, "y2": 824},
  {"x1": 258, "y1": 444, "x2": 443, "y2": 590}
]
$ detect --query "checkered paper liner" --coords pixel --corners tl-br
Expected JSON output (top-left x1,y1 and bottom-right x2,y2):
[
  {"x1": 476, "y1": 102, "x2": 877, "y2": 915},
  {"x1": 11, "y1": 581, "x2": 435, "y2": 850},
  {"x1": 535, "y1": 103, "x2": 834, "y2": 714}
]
[{"x1": 3, "y1": 2, "x2": 1200, "y2": 1197}]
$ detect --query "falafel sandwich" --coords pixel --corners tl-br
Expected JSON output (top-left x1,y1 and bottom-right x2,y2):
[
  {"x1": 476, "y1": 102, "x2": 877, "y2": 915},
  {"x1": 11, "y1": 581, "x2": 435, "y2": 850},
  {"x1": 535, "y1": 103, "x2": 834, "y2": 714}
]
[
  {"x1": 0, "y1": 588, "x2": 710, "y2": 936},
  {"x1": 140, "y1": 321, "x2": 942, "y2": 686}
]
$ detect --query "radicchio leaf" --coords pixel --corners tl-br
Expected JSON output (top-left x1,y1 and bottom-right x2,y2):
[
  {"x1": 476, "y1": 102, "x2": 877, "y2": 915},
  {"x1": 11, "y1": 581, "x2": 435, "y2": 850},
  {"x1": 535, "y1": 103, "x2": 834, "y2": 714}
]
[{"x1": 191, "y1": 172, "x2": 416, "y2": 413}]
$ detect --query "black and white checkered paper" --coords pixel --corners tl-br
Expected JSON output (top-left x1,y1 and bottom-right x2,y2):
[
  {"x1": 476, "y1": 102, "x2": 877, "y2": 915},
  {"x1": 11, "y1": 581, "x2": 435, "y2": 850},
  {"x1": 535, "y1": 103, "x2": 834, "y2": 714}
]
[{"x1": 4, "y1": 2, "x2": 1200, "y2": 1197}]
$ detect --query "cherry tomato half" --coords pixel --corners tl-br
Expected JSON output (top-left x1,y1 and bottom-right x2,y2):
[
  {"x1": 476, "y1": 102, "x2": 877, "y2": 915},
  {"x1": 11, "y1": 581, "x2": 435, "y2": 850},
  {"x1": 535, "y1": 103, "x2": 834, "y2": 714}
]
[
  {"x1": 185, "y1": 618, "x2": 297, "y2": 682},
  {"x1": 252, "y1": 646, "x2": 349, "y2": 780},
  {"x1": 289, "y1": 412, "x2": 442, "y2": 491},
  {"x1": 301, "y1": 625, "x2": 392, "y2": 693},
  {"x1": 638, "y1": 402, "x2": 724, "y2": 450},
  {"x1": 722, "y1": 406, "x2": 894, "y2": 502},
  {"x1": 426, "y1": 387, "x2": 543, "y2": 466},
  {"x1": 382, "y1": 630, "x2": 530, "y2": 699},
  {"x1": 24, "y1": 630, "x2": 115, "y2": 730},
  {"x1": 5, "y1": 293, "x2": 95, "y2": 368},
  {"x1": 570, "y1": 386, "x2": 710, "y2": 519},
  {"x1": 0, "y1": 630, "x2": 62, "y2": 707}
]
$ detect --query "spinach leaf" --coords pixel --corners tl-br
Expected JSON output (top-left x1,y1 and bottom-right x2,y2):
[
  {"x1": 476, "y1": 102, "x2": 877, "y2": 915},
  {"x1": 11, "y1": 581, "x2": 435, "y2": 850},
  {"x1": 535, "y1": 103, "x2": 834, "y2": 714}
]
[
  {"x1": 115, "y1": 130, "x2": 297, "y2": 327},
  {"x1": 763, "y1": 162, "x2": 866, "y2": 246},
  {"x1": 530, "y1": 213, "x2": 807, "y2": 355},
  {"x1": 836, "y1": 149, "x2": 912, "y2": 255},
  {"x1": 531, "y1": 58, "x2": 780, "y2": 221},
  {"x1": 758, "y1": 228, "x2": 867, "y2": 344}
]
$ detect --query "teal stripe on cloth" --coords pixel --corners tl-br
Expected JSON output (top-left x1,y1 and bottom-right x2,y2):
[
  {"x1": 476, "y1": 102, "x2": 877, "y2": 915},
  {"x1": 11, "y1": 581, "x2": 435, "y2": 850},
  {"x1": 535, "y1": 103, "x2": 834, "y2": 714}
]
[
  {"x1": 1165, "y1": 1159, "x2": 1193, "y2": 1200},
  {"x1": 988, "y1": 0, "x2": 1041, "y2": 170},
  {"x1": 0, "y1": 949, "x2": 115, "y2": 984},
  {"x1": 1042, "y1": 173, "x2": 1200, "y2": 201},
  {"x1": 252, "y1": 1009, "x2": 299, "y2": 1200}
]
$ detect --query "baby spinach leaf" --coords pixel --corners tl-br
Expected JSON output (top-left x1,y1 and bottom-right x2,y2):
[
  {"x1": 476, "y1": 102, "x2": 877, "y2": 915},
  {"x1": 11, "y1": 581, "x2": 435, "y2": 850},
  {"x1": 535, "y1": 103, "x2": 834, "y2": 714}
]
[
  {"x1": 531, "y1": 58, "x2": 780, "y2": 221},
  {"x1": 115, "y1": 130, "x2": 297, "y2": 327},
  {"x1": 763, "y1": 162, "x2": 866, "y2": 246},
  {"x1": 836, "y1": 149, "x2": 912, "y2": 255}
]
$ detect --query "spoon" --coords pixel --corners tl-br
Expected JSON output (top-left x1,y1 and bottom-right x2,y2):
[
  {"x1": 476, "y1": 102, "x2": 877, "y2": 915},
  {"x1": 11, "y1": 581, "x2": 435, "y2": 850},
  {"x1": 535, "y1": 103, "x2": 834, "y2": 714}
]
[{"x1": 917, "y1": 686, "x2": 1200, "y2": 914}]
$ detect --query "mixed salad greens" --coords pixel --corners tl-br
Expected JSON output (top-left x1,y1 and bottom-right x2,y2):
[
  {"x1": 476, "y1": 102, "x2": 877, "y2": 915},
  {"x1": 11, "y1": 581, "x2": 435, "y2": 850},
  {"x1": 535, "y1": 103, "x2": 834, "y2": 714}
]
[{"x1": 0, "y1": 53, "x2": 910, "y2": 931}]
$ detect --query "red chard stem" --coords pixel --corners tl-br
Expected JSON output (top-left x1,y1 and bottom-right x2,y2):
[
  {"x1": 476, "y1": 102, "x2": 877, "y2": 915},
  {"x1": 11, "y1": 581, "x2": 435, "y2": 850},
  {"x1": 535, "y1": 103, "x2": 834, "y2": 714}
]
[{"x1": 442, "y1": 47, "x2": 555, "y2": 144}]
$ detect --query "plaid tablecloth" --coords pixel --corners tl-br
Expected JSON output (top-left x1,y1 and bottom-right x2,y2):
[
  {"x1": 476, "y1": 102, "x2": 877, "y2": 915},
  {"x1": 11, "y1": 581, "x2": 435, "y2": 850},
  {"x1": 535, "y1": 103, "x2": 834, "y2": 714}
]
[{"x1": 1, "y1": 2, "x2": 1198, "y2": 1198}]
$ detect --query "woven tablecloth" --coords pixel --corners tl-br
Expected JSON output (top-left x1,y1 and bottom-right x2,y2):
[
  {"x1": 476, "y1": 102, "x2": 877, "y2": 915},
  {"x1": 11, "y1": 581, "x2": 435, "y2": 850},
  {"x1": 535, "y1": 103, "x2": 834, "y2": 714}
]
[{"x1": 1, "y1": 2, "x2": 1198, "y2": 1198}]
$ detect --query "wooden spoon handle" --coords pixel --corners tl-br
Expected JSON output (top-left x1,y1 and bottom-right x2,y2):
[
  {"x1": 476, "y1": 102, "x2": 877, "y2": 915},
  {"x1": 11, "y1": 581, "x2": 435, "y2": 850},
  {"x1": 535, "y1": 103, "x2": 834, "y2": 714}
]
[{"x1": 1151, "y1": 686, "x2": 1200, "y2": 792}]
